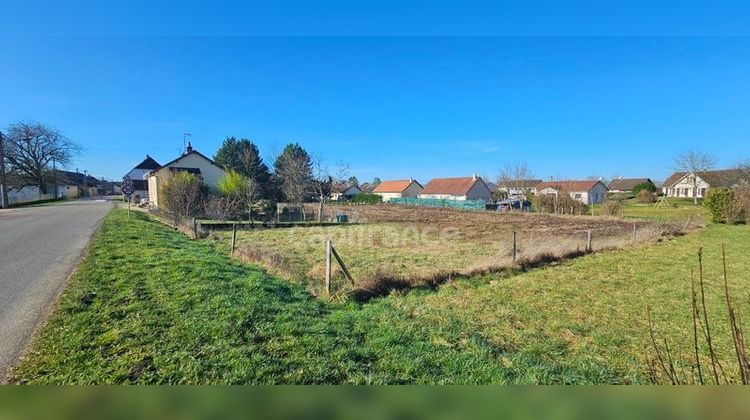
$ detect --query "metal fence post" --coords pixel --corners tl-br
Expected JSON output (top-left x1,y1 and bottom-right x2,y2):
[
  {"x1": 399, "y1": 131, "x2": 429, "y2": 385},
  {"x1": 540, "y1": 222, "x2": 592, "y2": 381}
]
[
  {"x1": 587, "y1": 229, "x2": 592, "y2": 253},
  {"x1": 512, "y1": 231, "x2": 517, "y2": 263}
]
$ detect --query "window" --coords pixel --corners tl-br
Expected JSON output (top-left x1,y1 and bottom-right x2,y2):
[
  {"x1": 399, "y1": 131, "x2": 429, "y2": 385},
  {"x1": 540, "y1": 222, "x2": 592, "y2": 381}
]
[
  {"x1": 574, "y1": 193, "x2": 582, "y2": 199},
  {"x1": 700, "y1": 188, "x2": 706, "y2": 197}
]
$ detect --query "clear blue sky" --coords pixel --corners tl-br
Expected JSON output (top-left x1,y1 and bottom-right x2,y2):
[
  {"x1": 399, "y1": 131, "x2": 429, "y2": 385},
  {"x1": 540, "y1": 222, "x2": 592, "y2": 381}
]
[{"x1": 2, "y1": 19, "x2": 750, "y2": 184}]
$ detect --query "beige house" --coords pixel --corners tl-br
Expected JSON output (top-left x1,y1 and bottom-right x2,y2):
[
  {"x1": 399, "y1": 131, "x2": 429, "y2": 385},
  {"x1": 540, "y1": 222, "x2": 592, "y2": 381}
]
[
  {"x1": 147, "y1": 144, "x2": 227, "y2": 208},
  {"x1": 662, "y1": 169, "x2": 748, "y2": 199},
  {"x1": 330, "y1": 182, "x2": 361, "y2": 201},
  {"x1": 536, "y1": 180, "x2": 609, "y2": 205},
  {"x1": 372, "y1": 179, "x2": 423, "y2": 202},
  {"x1": 419, "y1": 175, "x2": 493, "y2": 202}
]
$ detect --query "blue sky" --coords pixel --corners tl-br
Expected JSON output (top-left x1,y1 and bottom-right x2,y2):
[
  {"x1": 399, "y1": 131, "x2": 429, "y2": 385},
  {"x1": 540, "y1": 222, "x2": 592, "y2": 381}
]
[{"x1": 2, "y1": 36, "x2": 750, "y2": 183}]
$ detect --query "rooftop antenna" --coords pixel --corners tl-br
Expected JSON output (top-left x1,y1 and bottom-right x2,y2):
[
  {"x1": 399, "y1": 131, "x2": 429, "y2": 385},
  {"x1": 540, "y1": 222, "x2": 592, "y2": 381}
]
[{"x1": 183, "y1": 131, "x2": 192, "y2": 154}]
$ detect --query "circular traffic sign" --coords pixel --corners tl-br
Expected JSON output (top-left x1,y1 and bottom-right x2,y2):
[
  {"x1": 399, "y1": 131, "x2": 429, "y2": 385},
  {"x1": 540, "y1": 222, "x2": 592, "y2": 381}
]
[{"x1": 122, "y1": 184, "x2": 135, "y2": 195}]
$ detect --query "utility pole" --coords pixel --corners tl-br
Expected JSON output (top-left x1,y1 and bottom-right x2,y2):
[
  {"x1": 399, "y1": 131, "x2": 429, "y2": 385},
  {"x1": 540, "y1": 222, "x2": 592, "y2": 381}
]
[
  {"x1": 0, "y1": 131, "x2": 8, "y2": 209},
  {"x1": 52, "y1": 157, "x2": 59, "y2": 199}
]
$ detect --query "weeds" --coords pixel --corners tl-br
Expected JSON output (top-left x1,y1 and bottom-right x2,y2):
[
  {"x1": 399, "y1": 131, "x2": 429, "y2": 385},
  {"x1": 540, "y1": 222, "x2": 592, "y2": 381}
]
[{"x1": 646, "y1": 245, "x2": 749, "y2": 384}]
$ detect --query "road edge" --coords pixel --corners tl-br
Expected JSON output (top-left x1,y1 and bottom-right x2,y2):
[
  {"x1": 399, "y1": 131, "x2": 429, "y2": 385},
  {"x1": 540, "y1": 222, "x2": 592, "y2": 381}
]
[{"x1": 0, "y1": 203, "x2": 114, "y2": 384}]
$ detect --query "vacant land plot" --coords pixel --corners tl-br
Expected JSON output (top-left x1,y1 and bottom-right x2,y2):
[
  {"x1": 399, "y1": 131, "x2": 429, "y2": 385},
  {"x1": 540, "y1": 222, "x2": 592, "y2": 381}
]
[
  {"x1": 14, "y1": 209, "x2": 750, "y2": 384},
  {"x1": 217, "y1": 205, "x2": 691, "y2": 297}
]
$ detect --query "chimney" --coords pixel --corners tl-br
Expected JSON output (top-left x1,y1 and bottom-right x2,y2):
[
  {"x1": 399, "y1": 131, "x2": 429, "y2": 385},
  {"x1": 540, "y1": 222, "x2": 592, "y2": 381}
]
[
  {"x1": 472, "y1": 174, "x2": 478, "y2": 180},
  {"x1": 185, "y1": 142, "x2": 193, "y2": 154}
]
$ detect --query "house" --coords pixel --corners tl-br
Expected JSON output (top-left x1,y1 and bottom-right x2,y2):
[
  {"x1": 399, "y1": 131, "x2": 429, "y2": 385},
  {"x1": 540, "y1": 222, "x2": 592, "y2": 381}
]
[
  {"x1": 147, "y1": 143, "x2": 228, "y2": 208},
  {"x1": 419, "y1": 175, "x2": 493, "y2": 202},
  {"x1": 607, "y1": 177, "x2": 655, "y2": 193},
  {"x1": 123, "y1": 155, "x2": 161, "y2": 201},
  {"x1": 372, "y1": 179, "x2": 423, "y2": 202},
  {"x1": 497, "y1": 179, "x2": 543, "y2": 197},
  {"x1": 662, "y1": 169, "x2": 748, "y2": 199},
  {"x1": 330, "y1": 182, "x2": 361, "y2": 201},
  {"x1": 54, "y1": 170, "x2": 102, "y2": 197},
  {"x1": 536, "y1": 180, "x2": 609, "y2": 204},
  {"x1": 359, "y1": 182, "x2": 377, "y2": 193}
]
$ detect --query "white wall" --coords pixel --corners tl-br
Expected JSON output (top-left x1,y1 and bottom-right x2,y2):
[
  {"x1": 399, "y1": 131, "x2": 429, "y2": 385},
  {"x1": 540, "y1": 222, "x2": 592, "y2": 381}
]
[
  {"x1": 466, "y1": 180, "x2": 493, "y2": 201},
  {"x1": 148, "y1": 152, "x2": 227, "y2": 208},
  {"x1": 375, "y1": 182, "x2": 423, "y2": 202},
  {"x1": 402, "y1": 182, "x2": 423, "y2": 198},
  {"x1": 664, "y1": 174, "x2": 711, "y2": 198}
]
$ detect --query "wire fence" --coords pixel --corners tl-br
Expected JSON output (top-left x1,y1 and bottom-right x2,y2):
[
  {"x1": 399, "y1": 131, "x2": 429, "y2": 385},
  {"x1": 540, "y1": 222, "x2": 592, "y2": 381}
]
[{"x1": 388, "y1": 197, "x2": 487, "y2": 210}]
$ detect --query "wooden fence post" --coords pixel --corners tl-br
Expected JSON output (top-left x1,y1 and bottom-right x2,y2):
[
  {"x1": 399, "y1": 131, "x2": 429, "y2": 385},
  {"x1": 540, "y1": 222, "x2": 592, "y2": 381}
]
[
  {"x1": 231, "y1": 223, "x2": 237, "y2": 254},
  {"x1": 587, "y1": 229, "x2": 592, "y2": 253},
  {"x1": 512, "y1": 231, "x2": 517, "y2": 263},
  {"x1": 192, "y1": 217, "x2": 198, "y2": 240},
  {"x1": 325, "y1": 240, "x2": 332, "y2": 296},
  {"x1": 632, "y1": 223, "x2": 637, "y2": 242},
  {"x1": 331, "y1": 245, "x2": 355, "y2": 285}
]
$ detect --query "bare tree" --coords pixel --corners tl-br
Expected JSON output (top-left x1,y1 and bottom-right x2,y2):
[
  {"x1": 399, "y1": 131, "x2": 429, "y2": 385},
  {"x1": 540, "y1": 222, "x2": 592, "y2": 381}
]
[
  {"x1": 311, "y1": 156, "x2": 335, "y2": 223},
  {"x1": 273, "y1": 143, "x2": 313, "y2": 218},
  {"x1": 498, "y1": 162, "x2": 535, "y2": 201},
  {"x1": 3, "y1": 122, "x2": 81, "y2": 194},
  {"x1": 675, "y1": 150, "x2": 717, "y2": 204}
]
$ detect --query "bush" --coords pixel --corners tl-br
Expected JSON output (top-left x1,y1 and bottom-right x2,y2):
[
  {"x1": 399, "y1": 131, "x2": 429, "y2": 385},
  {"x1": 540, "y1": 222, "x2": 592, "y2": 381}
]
[
  {"x1": 633, "y1": 182, "x2": 657, "y2": 194},
  {"x1": 601, "y1": 201, "x2": 623, "y2": 217},
  {"x1": 351, "y1": 192, "x2": 382, "y2": 204},
  {"x1": 607, "y1": 192, "x2": 634, "y2": 202},
  {"x1": 704, "y1": 188, "x2": 744, "y2": 224},
  {"x1": 739, "y1": 187, "x2": 750, "y2": 224},
  {"x1": 160, "y1": 172, "x2": 207, "y2": 225},
  {"x1": 530, "y1": 192, "x2": 588, "y2": 215},
  {"x1": 204, "y1": 196, "x2": 242, "y2": 221},
  {"x1": 636, "y1": 190, "x2": 657, "y2": 204}
]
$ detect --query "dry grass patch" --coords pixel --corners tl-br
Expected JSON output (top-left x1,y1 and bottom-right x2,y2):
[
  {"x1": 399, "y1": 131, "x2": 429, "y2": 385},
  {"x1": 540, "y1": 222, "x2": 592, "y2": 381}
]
[{"x1": 214, "y1": 206, "x2": 690, "y2": 299}]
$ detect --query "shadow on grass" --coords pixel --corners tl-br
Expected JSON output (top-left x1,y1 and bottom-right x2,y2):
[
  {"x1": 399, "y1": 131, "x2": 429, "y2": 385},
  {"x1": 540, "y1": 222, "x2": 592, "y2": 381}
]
[{"x1": 349, "y1": 248, "x2": 594, "y2": 303}]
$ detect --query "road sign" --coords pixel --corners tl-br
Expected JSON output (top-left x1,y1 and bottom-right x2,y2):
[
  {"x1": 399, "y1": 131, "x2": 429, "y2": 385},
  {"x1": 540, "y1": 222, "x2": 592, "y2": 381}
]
[{"x1": 122, "y1": 184, "x2": 135, "y2": 195}]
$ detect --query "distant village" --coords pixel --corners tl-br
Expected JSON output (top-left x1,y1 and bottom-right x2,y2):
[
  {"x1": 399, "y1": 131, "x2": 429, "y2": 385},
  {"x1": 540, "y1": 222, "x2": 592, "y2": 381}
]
[{"x1": 7, "y1": 139, "x2": 749, "y2": 213}]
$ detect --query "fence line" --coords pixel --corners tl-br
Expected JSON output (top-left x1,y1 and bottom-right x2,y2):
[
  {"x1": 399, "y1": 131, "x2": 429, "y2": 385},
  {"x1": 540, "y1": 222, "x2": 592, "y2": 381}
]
[{"x1": 389, "y1": 197, "x2": 487, "y2": 210}]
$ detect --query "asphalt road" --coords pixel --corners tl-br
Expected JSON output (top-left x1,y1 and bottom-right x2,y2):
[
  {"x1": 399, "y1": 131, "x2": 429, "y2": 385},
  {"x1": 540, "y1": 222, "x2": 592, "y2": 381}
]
[{"x1": 0, "y1": 199, "x2": 112, "y2": 382}]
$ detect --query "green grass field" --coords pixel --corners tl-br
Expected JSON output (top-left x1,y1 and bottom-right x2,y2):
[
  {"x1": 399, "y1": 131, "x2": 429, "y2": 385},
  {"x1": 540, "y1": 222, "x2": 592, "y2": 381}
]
[
  {"x1": 13, "y1": 209, "x2": 750, "y2": 383},
  {"x1": 593, "y1": 197, "x2": 707, "y2": 222}
]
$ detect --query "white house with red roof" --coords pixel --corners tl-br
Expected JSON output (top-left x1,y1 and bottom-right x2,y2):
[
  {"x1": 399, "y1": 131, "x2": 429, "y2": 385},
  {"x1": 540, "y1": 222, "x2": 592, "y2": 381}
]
[
  {"x1": 372, "y1": 179, "x2": 423, "y2": 202},
  {"x1": 536, "y1": 179, "x2": 608, "y2": 204},
  {"x1": 418, "y1": 175, "x2": 493, "y2": 202}
]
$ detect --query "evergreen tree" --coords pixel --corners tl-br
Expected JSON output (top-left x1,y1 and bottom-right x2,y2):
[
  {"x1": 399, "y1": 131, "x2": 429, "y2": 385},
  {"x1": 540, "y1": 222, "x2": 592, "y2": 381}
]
[{"x1": 214, "y1": 137, "x2": 271, "y2": 198}]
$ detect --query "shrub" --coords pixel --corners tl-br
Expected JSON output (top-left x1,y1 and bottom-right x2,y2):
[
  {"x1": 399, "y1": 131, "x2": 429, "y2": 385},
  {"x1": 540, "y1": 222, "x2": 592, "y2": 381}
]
[
  {"x1": 739, "y1": 187, "x2": 750, "y2": 224},
  {"x1": 530, "y1": 192, "x2": 588, "y2": 215},
  {"x1": 160, "y1": 171, "x2": 207, "y2": 225},
  {"x1": 635, "y1": 190, "x2": 657, "y2": 204},
  {"x1": 704, "y1": 188, "x2": 744, "y2": 224},
  {"x1": 607, "y1": 192, "x2": 634, "y2": 201},
  {"x1": 204, "y1": 196, "x2": 242, "y2": 221},
  {"x1": 351, "y1": 192, "x2": 382, "y2": 204},
  {"x1": 601, "y1": 200, "x2": 623, "y2": 217},
  {"x1": 633, "y1": 182, "x2": 657, "y2": 194}
]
